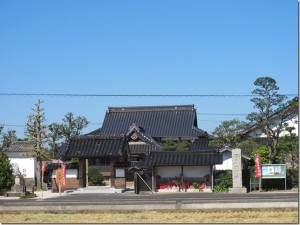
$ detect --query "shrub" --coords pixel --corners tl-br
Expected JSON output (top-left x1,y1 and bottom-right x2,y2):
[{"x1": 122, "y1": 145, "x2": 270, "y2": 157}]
[
  {"x1": 88, "y1": 167, "x2": 105, "y2": 186},
  {"x1": 0, "y1": 153, "x2": 14, "y2": 196},
  {"x1": 213, "y1": 170, "x2": 232, "y2": 192},
  {"x1": 286, "y1": 168, "x2": 298, "y2": 189}
]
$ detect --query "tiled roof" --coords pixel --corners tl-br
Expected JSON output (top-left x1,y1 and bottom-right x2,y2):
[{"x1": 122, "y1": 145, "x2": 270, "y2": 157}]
[
  {"x1": 2, "y1": 141, "x2": 35, "y2": 153},
  {"x1": 139, "y1": 151, "x2": 222, "y2": 168},
  {"x1": 98, "y1": 105, "x2": 207, "y2": 138},
  {"x1": 129, "y1": 144, "x2": 159, "y2": 154},
  {"x1": 127, "y1": 123, "x2": 162, "y2": 151},
  {"x1": 190, "y1": 138, "x2": 217, "y2": 151},
  {"x1": 60, "y1": 135, "x2": 128, "y2": 159}
]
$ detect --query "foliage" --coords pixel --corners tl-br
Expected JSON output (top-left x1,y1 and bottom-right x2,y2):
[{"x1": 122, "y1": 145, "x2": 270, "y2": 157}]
[
  {"x1": 213, "y1": 170, "x2": 232, "y2": 192},
  {"x1": 48, "y1": 123, "x2": 64, "y2": 158},
  {"x1": 252, "y1": 146, "x2": 270, "y2": 164},
  {"x1": 246, "y1": 76, "x2": 297, "y2": 164},
  {"x1": 237, "y1": 138, "x2": 260, "y2": 158},
  {"x1": 277, "y1": 127, "x2": 298, "y2": 168},
  {"x1": 209, "y1": 119, "x2": 247, "y2": 148},
  {"x1": 0, "y1": 130, "x2": 17, "y2": 150},
  {"x1": 0, "y1": 152, "x2": 14, "y2": 195},
  {"x1": 161, "y1": 139, "x2": 190, "y2": 151},
  {"x1": 61, "y1": 112, "x2": 89, "y2": 141},
  {"x1": 88, "y1": 167, "x2": 105, "y2": 186},
  {"x1": 286, "y1": 168, "x2": 298, "y2": 189}
]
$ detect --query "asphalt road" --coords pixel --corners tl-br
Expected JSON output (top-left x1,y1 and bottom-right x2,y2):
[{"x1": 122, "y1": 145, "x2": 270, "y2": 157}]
[{"x1": 1, "y1": 192, "x2": 298, "y2": 206}]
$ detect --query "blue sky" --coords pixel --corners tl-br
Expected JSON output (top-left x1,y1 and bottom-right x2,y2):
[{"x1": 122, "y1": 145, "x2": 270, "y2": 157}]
[{"x1": 0, "y1": 0, "x2": 298, "y2": 138}]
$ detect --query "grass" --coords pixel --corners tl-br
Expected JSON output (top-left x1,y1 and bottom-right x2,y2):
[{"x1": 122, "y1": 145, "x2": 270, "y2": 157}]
[
  {"x1": 0, "y1": 208, "x2": 298, "y2": 223},
  {"x1": 19, "y1": 193, "x2": 38, "y2": 199}
]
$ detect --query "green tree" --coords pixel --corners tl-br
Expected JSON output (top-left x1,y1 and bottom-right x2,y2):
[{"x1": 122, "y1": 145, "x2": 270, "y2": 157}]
[
  {"x1": 252, "y1": 146, "x2": 270, "y2": 164},
  {"x1": 246, "y1": 77, "x2": 297, "y2": 163},
  {"x1": 0, "y1": 130, "x2": 17, "y2": 150},
  {"x1": 277, "y1": 127, "x2": 298, "y2": 168},
  {"x1": 25, "y1": 99, "x2": 49, "y2": 190},
  {"x1": 237, "y1": 139, "x2": 260, "y2": 157},
  {"x1": 48, "y1": 123, "x2": 64, "y2": 158},
  {"x1": 0, "y1": 152, "x2": 14, "y2": 195},
  {"x1": 61, "y1": 112, "x2": 89, "y2": 141},
  {"x1": 209, "y1": 119, "x2": 247, "y2": 148},
  {"x1": 162, "y1": 139, "x2": 190, "y2": 151}
]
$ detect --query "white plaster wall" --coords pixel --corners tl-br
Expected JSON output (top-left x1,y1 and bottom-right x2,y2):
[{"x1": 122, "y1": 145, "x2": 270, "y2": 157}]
[
  {"x1": 52, "y1": 169, "x2": 78, "y2": 178},
  {"x1": 9, "y1": 157, "x2": 36, "y2": 178},
  {"x1": 183, "y1": 166, "x2": 210, "y2": 177},
  {"x1": 215, "y1": 151, "x2": 232, "y2": 170},
  {"x1": 157, "y1": 166, "x2": 181, "y2": 178},
  {"x1": 249, "y1": 116, "x2": 298, "y2": 138}
]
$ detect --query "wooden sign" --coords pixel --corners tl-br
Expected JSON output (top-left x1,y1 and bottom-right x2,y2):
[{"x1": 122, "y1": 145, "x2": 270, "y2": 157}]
[{"x1": 56, "y1": 168, "x2": 63, "y2": 185}]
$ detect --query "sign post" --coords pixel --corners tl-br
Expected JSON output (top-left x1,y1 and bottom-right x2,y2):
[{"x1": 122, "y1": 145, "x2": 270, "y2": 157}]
[
  {"x1": 255, "y1": 154, "x2": 262, "y2": 191},
  {"x1": 56, "y1": 168, "x2": 63, "y2": 195},
  {"x1": 261, "y1": 164, "x2": 287, "y2": 190}
]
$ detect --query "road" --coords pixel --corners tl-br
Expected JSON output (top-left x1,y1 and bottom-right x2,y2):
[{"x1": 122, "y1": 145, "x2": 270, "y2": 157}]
[{"x1": 0, "y1": 192, "x2": 298, "y2": 211}]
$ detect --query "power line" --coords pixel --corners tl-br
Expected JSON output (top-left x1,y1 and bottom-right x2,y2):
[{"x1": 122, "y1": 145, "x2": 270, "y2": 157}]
[
  {"x1": 197, "y1": 113, "x2": 248, "y2": 116},
  {"x1": 0, "y1": 93, "x2": 298, "y2": 98}
]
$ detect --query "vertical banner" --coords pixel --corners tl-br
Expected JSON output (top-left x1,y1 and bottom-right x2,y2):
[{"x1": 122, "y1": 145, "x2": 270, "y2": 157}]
[
  {"x1": 61, "y1": 164, "x2": 66, "y2": 187},
  {"x1": 255, "y1": 154, "x2": 261, "y2": 178},
  {"x1": 42, "y1": 161, "x2": 47, "y2": 184}
]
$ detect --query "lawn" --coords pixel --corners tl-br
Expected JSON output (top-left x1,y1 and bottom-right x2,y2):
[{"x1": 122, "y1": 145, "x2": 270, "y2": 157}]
[{"x1": 0, "y1": 208, "x2": 298, "y2": 223}]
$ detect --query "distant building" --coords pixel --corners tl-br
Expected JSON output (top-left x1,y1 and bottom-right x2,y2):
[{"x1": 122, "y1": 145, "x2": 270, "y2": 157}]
[
  {"x1": 2, "y1": 141, "x2": 37, "y2": 187},
  {"x1": 58, "y1": 105, "x2": 222, "y2": 192}
]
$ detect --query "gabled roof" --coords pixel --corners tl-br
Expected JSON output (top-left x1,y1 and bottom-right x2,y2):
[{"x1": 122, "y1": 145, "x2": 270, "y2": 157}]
[
  {"x1": 98, "y1": 105, "x2": 207, "y2": 138},
  {"x1": 59, "y1": 135, "x2": 128, "y2": 159},
  {"x1": 2, "y1": 141, "x2": 35, "y2": 153},
  {"x1": 219, "y1": 147, "x2": 251, "y2": 160},
  {"x1": 127, "y1": 123, "x2": 162, "y2": 153},
  {"x1": 139, "y1": 151, "x2": 222, "y2": 168}
]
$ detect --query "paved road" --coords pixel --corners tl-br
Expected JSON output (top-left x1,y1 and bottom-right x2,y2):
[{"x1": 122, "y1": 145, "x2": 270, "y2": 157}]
[{"x1": 1, "y1": 192, "x2": 298, "y2": 205}]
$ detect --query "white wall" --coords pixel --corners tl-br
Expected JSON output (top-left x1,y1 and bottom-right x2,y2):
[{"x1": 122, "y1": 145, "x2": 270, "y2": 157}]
[
  {"x1": 183, "y1": 166, "x2": 210, "y2": 177},
  {"x1": 8, "y1": 157, "x2": 36, "y2": 178},
  {"x1": 156, "y1": 166, "x2": 211, "y2": 178},
  {"x1": 249, "y1": 116, "x2": 298, "y2": 138},
  {"x1": 52, "y1": 169, "x2": 78, "y2": 178},
  {"x1": 215, "y1": 151, "x2": 232, "y2": 170},
  {"x1": 157, "y1": 166, "x2": 181, "y2": 178}
]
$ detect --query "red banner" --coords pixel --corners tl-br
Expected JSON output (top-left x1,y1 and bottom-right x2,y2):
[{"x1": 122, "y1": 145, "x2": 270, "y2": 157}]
[
  {"x1": 255, "y1": 154, "x2": 261, "y2": 178},
  {"x1": 61, "y1": 164, "x2": 66, "y2": 187},
  {"x1": 42, "y1": 161, "x2": 47, "y2": 183}
]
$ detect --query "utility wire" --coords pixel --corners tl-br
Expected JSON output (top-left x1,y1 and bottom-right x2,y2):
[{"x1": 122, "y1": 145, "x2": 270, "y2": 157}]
[{"x1": 0, "y1": 93, "x2": 298, "y2": 97}]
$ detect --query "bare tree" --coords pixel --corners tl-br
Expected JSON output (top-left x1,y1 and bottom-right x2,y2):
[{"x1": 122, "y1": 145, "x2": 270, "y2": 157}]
[{"x1": 25, "y1": 99, "x2": 48, "y2": 190}]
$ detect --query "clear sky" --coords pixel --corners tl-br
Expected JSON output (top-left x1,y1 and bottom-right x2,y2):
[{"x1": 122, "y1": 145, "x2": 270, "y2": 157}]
[{"x1": 0, "y1": 0, "x2": 298, "y2": 138}]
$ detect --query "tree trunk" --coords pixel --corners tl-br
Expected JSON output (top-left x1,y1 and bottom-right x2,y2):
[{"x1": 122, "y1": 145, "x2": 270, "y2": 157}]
[{"x1": 36, "y1": 158, "x2": 42, "y2": 191}]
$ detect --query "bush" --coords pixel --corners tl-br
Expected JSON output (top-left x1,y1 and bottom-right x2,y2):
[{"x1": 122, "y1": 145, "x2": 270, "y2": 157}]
[
  {"x1": 0, "y1": 153, "x2": 14, "y2": 196},
  {"x1": 287, "y1": 168, "x2": 298, "y2": 189},
  {"x1": 213, "y1": 170, "x2": 232, "y2": 192},
  {"x1": 88, "y1": 167, "x2": 105, "y2": 186}
]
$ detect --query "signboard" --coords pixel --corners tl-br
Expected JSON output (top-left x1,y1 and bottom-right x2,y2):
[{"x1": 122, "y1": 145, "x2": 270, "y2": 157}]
[
  {"x1": 261, "y1": 164, "x2": 286, "y2": 179},
  {"x1": 42, "y1": 161, "x2": 47, "y2": 183},
  {"x1": 61, "y1": 164, "x2": 66, "y2": 187},
  {"x1": 116, "y1": 168, "x2": 125, "y2": 178},
  {"x1": 255, "y1": 154, "x2": 261, "y2": 178},
  {"x1": 56, "y1": 168, "x2": 63, "y2": 185}
]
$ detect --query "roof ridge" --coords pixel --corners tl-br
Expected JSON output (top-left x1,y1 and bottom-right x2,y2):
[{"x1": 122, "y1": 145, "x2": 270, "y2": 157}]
[
  {"x1": 107, "y1": 104, "x2": 195, "y2": 112},
  {"x1": 71, "y1": 134, "x2": 126, "y2": 140}
]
